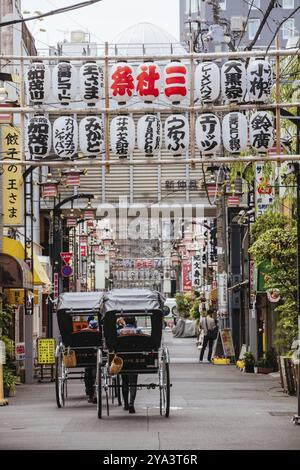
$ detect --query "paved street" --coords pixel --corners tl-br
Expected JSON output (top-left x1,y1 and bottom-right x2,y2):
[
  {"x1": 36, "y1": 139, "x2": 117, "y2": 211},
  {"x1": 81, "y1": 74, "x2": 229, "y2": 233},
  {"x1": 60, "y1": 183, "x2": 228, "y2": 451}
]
[{"x1": 0, "y1": 331, "x2": 299, "y2": 450}]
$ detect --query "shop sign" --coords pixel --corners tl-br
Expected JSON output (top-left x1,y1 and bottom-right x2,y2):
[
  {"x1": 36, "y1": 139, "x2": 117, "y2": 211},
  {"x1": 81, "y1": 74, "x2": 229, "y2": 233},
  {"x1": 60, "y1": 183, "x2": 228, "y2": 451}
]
[
  {"x1": 79, "y1": 116, "x2": 104, "y2": 157},
  {"x1": 15, "y1": 342, "x2": 25, "y2": 361},
  {"x1": 3, "y1": 126, "x2": 22, "y2": 225},
  {"x1": 195, "y1": 61, "x2": 220, "y2": 103},
  {"x1": 192, "y1": 255, "x2": 201, "y2": 288},
  {"x1": 37, "y1": 338, "x2": 56, "y2": 365}
]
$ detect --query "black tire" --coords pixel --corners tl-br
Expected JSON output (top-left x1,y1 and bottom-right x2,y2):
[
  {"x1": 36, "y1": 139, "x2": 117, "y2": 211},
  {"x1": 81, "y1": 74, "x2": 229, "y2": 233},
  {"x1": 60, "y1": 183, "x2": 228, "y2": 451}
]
[
  {"x1": 97, "y1": 352, "x2": 102, "y2": 419},
  {"x1": 55, "y1": 352, "x2": 65, "y2": 408},
  {"x1": 160, "y1": 355, "x2": 170, "y2": 418}
]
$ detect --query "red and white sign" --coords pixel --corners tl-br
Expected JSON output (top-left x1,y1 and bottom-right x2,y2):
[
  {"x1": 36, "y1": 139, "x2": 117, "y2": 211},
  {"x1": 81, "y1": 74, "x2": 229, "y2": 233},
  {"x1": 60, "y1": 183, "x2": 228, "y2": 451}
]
[
  {"x1": 66, "y1": 172, "x2": 81, "y2": 186},
  {"x1": 182, "y1": 259, "x2": 192, "y2": 292},
  {"x1": 60, "y1": 252, "x2": 72, "y2": 264},
  {"x1": 80, "y1": 245, "x2": 87, "y2": 257},
  {"x1": 206, "y1": 183, "x2": 218, "y2": 199},
  {"x1": 54, "y1": 273, "x2": 59, "y2": 300},
  {"x1": 15, "y1": 342, "x2": 25, "y2": 361}
]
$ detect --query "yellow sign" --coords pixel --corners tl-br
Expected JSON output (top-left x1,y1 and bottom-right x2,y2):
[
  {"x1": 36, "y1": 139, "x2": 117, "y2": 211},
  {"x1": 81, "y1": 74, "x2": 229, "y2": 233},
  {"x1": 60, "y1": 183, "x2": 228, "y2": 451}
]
[
  {"x1": 6, "y1": 289, "x2": 25, "y2": 305},
  {"x1": 2, "y1": 126, "x2": 22, "y2": 226},
  {"x1": 37, "y1": 338, "x2": 56, "y2": 365}
]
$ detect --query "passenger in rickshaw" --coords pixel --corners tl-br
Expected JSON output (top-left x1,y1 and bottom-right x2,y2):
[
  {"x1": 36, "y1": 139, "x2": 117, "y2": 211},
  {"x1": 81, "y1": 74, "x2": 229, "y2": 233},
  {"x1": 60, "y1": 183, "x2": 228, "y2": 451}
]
[{"x1": 117, "y1": 316, "x2": 141, "y2": 414}]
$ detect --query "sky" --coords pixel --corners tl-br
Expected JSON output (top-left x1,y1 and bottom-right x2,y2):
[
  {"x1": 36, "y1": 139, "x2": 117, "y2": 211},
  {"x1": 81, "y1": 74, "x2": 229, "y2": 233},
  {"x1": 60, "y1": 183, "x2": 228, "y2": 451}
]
[{"x1": 21, "y1": 0, "x2": 180, "y2": 51}]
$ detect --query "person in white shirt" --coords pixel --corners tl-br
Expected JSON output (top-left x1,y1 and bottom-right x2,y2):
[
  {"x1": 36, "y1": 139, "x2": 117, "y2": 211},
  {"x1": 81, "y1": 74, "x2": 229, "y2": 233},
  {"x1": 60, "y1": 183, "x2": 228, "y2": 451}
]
[{"x1": 199, "y1": 310, "x2": 217, "y2": 363}]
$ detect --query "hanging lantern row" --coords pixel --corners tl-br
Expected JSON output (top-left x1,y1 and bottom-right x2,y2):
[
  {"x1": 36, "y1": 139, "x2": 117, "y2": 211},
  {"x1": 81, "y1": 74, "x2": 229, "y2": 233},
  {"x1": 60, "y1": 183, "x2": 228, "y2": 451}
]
[
  {"x1": 27, "y1": 111, "x2": 274, "y2": 159},
  {"x1": 25, "y1": 58, "x2": 272, "y2": 106},
  {"x1": 193, "y1": 58, "x2": 272, "y2": 103}
]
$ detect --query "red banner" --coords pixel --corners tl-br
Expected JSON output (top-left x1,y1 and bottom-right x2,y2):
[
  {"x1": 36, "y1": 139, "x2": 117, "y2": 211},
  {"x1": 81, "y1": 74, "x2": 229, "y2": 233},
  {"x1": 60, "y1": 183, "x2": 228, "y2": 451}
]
[{"x1": 182, "y1": 260, "x2": 192, "y2": 291}]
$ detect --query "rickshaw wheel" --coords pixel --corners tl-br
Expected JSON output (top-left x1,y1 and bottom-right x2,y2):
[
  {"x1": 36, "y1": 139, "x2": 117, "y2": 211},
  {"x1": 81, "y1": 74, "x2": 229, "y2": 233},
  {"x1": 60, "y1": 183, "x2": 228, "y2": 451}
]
[
  {"x1": 96, "y1": 350, "x2": 102, "y2": 419},
  {"x1": 55, "y1": 351, "x2": 65, "y2": 408},
  {"x1": 159, "y1": 354, "x2": 170, "y2": 418}
]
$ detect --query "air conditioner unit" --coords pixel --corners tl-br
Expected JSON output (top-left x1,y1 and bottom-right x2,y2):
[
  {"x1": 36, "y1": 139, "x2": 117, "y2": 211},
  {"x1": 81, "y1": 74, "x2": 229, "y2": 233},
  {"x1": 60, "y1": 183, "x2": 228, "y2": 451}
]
[
  {"x1": 71, "y1": 30, "x2": 86, "y2": 43},
  {"x1": 231, "y1": 17, "x2": 245, "y2": 33}
]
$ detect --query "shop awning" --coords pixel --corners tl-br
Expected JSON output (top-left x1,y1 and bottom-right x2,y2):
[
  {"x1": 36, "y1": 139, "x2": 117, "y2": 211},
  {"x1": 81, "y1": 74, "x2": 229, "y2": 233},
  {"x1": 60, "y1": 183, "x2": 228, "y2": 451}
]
[
  {"x1": 2, "y1": 237, "x2": 51, "y2": 286},
  {"x1": 0, "y1": 253, "x2": 33, "y2": 289}
]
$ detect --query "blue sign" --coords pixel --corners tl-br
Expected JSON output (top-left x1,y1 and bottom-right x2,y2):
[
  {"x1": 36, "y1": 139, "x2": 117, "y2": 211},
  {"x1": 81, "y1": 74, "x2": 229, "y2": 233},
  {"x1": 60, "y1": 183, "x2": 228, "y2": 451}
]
[{"x1": 61, "y1": 265, "x2": 73, "y2": 277}]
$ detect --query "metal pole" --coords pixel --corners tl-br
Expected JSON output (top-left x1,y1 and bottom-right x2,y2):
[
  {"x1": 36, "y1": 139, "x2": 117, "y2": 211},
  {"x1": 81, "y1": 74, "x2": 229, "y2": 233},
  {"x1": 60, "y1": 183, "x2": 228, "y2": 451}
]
[{"x1": 293, "y1": 106, "x2": 300, "y2": 424}]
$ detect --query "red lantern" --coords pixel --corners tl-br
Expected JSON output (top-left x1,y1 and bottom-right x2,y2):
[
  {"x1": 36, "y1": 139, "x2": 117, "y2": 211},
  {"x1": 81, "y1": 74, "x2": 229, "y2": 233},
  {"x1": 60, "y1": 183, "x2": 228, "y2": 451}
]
[
  {"x1": 66, "y1": 218, "x2": 77, "y2": 227},
  {"x1": 40, "y1": 174, "x2": 59, "y2": 198},
  {"x1": 164, "y1": 61, "x2": 188, "y2": 104}
]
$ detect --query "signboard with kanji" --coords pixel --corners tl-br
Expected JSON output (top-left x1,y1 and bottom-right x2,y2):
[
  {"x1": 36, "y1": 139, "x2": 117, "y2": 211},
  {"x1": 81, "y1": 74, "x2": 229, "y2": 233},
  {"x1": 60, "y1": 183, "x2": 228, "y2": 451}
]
[
  {"x1": 2, "y1": 126, "x2": 22, "y2": 225},
  {"x1": 37, "y1": 338, "x2": 56, "y2": 365}
]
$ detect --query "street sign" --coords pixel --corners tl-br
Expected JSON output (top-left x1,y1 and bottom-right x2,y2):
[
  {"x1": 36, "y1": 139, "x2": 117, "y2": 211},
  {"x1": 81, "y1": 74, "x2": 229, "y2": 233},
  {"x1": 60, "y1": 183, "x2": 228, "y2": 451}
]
[
  {"x1": 61, "y1": 265, "x2": 73, "y2": 277},
  {"x1": 15, "y1": 342, "x2": 25, "y2": 361},
  {"x1": 60, "y1": 252, "x2": 72, "y2": 264},
  {"x1": 37, "y1": 338, "x2": 56, "y2": 364}
]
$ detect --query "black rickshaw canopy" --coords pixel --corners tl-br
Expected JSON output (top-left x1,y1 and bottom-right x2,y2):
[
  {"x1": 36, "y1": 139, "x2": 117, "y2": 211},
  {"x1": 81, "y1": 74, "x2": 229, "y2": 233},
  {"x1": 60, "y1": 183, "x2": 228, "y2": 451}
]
[{"x1": 101, "y1": 288, "x2": 165, "y2": 314}]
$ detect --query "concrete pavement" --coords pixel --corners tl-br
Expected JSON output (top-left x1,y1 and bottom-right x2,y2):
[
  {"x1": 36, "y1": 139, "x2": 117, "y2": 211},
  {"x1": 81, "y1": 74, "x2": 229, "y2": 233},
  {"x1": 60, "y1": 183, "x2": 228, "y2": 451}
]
[{"x1": 0, "y1": 331, "x2": 300, "y2": 450}]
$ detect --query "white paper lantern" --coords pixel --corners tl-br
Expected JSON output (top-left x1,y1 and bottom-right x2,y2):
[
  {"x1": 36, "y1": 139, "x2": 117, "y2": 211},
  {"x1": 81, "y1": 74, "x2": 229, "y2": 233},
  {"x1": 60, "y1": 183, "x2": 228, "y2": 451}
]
[
  {"x1": 250, "y1": 111, "x2": 274, "y2": 152},
  {"x1": 53, "y1": 116, "x2": 78, "y2": 159},
  {"x1": 196, "y1": 113, "x2": 221, "y2": 154},
  {"x1": 110, "y1": 116, "x2": 135, "y2": 157},
  {"x1": 137, "y1": 115, "x2": 161, "y2": 156},
  {"x1": 79, "y1": 62, "x2": 104, "y2": 106},
  {"x1": 247, "y1": 58, "x2": 273, "y2": 102},
  {"x1": 195, "y1": 62, "x2": 220, "y2": 103},
  {"x1": 110, "y1": 62, "x2": 135, "y2": 104},
  {"x1": 164, "y1": 61, "x2": 188, "y2": 104},
  {"x1": 79, "y1": 116, "x2": 104, "y2": 157},
  {"x1": 27, "y1": 115, "x2": 51, "y2": 159},
  {"x1": 25, "y1": 62, "x2": 50, "y2": 104},
  {"x1": 221, "y1": 60, "x2": 246, "y2": 102},
  {"x1": 52, "y1": 61, "x2": 77, "y2": 106},
  {"x1": 164, "y1": 114, "x2": 189, "y2": 155},
  {"x1": 222, "y1": 112, "x2": 248, "y2": 153},
  {"x1": 136, "y1": 62, "x2": 162, "y2": 103}
]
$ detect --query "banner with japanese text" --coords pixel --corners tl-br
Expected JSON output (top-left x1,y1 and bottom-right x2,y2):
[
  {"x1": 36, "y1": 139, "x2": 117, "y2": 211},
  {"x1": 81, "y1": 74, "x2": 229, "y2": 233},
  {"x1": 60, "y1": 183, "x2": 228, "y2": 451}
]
[
  {"x1": 182, "y1": 259, "x2": 192, "y2": 292},
  {"x1": 2, "y1": 126, "x2": 22, "y2": 226}
]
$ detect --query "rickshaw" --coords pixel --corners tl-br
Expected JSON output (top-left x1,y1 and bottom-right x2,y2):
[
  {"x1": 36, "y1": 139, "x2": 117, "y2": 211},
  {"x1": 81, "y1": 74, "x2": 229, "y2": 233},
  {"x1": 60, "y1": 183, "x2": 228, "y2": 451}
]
[
  {"x1": 55, "y1": 291, "x2": 112, "y2": 409},
  {"x1": 96, "y1": 288, "x2": 171, "y2": 419}
]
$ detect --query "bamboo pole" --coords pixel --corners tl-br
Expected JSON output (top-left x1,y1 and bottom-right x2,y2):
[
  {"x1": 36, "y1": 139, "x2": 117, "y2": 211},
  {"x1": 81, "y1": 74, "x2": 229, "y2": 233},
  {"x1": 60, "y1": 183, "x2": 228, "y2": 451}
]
[
  {"x1": 3, "y1": 101, "x2": 300, "y2": 115},
  {"x1": 189, "y1": 36, "x2": 196, "y2": 171},
  {"x1": 104, "y1": 42, "x2": 110, "y2": 173},
  {"x1": 275, "y1": 37, "x2": 281, "y2": 180},
  {"x1": 1, "y1": 155, "x2": 300, "y2": 167},
  {"x1": 1, "y1": 47, "x2": 300, "y2": 62}
]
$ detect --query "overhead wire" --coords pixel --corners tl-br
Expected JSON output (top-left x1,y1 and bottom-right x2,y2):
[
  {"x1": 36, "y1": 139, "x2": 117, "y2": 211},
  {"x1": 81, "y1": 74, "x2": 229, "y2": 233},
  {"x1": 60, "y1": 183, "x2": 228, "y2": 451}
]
[
  {"x1": 266, "y1": 6, "x2": 300, "y2": 53},
  {"x1": 0, "y1": 0, "x2": 103, "y2": 28}
]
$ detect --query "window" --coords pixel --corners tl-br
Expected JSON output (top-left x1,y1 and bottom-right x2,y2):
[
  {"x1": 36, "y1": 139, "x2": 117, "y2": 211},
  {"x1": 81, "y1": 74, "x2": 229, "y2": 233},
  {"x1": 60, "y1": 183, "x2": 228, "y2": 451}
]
[
  {"x1": 282, "y1": 0, "x2": 294, "y2": 9},
  {"x1": 248, "y1": 19, "x2": 260, "y2": 40},
  {"x1": 219, "y1": 0, "x2": 226, "y2": 10},
  {"x1": 282, "y1": 18, "x2": 295, "y2": 39},
  {"x1": 249, "y1": 0, "x2": 260, "y2": 9},
  {"x1": 185, "y1": 0, "x2": 199, "y2": 14}
]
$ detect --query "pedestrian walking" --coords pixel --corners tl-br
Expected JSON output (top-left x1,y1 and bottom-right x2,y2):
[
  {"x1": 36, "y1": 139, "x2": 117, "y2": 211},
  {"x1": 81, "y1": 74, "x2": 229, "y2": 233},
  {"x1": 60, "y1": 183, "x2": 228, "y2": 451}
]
[{"x1": 199, "y1": 310, "x2": 218, "y2": 363}]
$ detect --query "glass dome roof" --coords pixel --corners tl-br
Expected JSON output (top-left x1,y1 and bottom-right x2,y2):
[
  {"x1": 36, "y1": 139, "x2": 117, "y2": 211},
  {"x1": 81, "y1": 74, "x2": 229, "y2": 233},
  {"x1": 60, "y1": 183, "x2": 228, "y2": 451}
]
[{"x1": 110, "y1": 22, "x2": 187, "y2": 57}]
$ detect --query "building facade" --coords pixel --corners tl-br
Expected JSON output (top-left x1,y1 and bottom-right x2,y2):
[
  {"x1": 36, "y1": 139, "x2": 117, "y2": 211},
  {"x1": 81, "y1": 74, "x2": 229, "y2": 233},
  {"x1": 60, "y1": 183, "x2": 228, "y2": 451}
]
[{"x1": 180, "y1": 0, "x2": 300, "y2": 50}]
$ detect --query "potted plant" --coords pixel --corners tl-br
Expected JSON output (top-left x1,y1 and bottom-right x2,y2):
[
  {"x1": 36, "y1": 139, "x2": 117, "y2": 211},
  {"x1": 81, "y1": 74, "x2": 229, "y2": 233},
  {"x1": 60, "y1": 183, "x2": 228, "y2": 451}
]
[
  {"x1": 3, "y1": 368, "x2": 16, "y2": 398},
  {"x1": 257, "y1": 349, "x2": 278, "y2": 374},
  {"x1": 243, "y1": 352, "x2": 255, "y2": 373}
]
